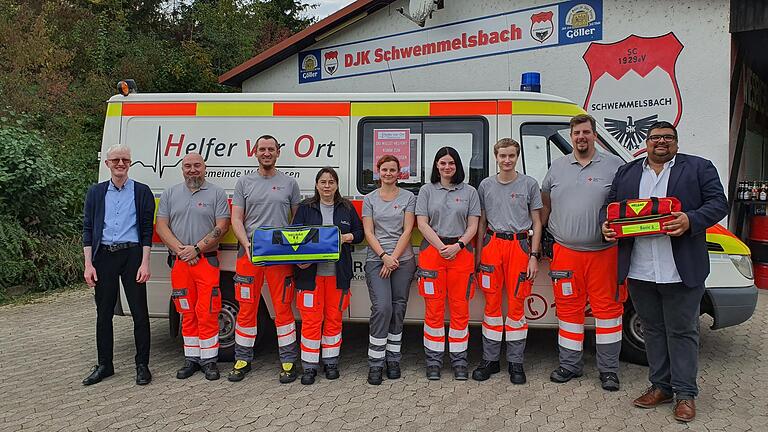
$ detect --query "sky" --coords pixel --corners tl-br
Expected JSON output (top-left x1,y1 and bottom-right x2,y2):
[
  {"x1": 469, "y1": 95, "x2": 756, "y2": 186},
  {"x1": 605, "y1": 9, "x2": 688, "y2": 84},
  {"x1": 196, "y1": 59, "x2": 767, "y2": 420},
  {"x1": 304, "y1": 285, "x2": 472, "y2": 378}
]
[{"x1": 305, "y1": 0, "x2": 357, "y2": 20}]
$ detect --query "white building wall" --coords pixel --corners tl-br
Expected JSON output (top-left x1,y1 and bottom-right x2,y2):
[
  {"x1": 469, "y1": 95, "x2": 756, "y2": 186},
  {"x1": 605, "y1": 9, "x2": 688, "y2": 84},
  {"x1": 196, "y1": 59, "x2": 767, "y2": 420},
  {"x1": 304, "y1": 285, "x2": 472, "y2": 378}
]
[{"x1": 242, "y1": 0, "x2": 731, "y2": 185}]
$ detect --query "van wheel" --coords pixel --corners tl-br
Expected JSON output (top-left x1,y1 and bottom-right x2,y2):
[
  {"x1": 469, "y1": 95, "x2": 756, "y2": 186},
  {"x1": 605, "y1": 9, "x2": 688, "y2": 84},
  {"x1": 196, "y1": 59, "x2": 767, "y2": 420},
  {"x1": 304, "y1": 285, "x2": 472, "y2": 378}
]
[
  {"x1": 218, "y1": 272, "x2": 276, "y2": 362},
  {"x1": 621, "y1": 302, "x2": 649, "y2": 366}
]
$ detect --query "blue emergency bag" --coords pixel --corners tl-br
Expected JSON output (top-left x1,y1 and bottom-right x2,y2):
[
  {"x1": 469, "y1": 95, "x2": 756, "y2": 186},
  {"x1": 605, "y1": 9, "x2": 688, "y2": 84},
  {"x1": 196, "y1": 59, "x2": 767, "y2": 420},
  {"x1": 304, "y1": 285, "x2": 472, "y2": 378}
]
[{"x1": 251, "y1": 225, "x2": 341, "y2": 266}]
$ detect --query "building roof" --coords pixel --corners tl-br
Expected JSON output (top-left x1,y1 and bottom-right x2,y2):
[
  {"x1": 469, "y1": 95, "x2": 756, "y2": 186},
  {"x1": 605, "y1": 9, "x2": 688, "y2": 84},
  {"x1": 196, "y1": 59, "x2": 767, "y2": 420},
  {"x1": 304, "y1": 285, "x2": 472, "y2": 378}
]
[{"x1": 219, "y1": 0, "x2": 396, "y2": 87}]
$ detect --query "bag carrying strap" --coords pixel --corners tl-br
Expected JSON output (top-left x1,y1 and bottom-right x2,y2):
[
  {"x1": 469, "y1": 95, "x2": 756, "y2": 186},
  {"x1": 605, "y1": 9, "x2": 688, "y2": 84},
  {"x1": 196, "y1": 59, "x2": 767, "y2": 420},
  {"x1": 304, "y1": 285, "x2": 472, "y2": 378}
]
[
  {"x1": 514, "y1": 272, "x2": 527, "y2": 297},
  {"x1": 466, "y1": 275, "x2": 475, "y2": 300},
  {"x1": 338, "y1": 287, "x2": 349, "y2": 311}
]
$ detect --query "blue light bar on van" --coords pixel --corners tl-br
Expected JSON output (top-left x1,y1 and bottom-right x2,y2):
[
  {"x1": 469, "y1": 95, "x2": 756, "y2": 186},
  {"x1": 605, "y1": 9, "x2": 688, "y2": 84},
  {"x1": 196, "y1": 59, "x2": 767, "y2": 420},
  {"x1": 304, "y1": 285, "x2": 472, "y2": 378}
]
[{"x1": 520, "y1": 72, "x2": 541, "y2": 92}]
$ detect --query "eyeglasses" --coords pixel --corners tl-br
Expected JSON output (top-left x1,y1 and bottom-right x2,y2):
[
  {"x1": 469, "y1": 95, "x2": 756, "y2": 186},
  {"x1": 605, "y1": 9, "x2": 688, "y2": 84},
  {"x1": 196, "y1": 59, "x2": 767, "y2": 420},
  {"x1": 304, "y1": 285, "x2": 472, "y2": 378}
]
[
  {"x1": 108, "y1": 158, "x2": 131, "y2": 164},
  {"x1": 647, "y1": 135, "x2": 677, "y2": 143}
]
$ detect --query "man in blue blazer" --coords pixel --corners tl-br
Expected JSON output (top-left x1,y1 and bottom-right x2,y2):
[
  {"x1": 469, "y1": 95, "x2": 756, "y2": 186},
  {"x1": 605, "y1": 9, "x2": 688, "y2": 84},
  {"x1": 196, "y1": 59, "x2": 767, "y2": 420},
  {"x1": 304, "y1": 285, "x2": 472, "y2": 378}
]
[
  {"x1": 602, "y1": 121, "x2": 727, "y2": 422},
  {"x1": 82, "y1": 145, "x2": 156, "y2": 386}
]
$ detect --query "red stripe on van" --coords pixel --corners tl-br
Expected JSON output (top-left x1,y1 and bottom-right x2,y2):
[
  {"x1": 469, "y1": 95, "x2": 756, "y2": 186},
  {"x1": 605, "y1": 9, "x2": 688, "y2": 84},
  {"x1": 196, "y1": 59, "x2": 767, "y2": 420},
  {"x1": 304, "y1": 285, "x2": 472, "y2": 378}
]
[
  {"x1": 498, "y1": 100, "x2": 513, "y2": 115},
  {"x1": 429, "y1": 101, "x2": 498, "y2": 116},
  {"x1": 122, "y1": 103, "x2": 197, "y2": 116},
  {"x1": 273, "y1": 102, "x2": 351, "y2": 117},
  {"x1": 350, "y1": 199, "x2": 363, "y2": 218}
]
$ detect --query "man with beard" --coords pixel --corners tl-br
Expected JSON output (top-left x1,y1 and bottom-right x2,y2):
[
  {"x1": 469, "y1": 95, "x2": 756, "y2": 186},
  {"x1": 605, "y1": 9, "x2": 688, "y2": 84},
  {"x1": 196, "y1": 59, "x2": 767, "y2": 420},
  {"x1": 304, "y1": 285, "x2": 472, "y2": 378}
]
[
  {"x1": 540, "y1": 114, "x2": 625, "y2": 391},
  {"x1": 156, "y1": 153, "x2": 230, "y2": 380},
  {"x1": 229, "y1": 135, "x2": 302, "y2": 383},
  {"x1": 82, "y1": 145, "x2": 155, "y2": 386},
  {"x1": 602, "y1": 121, "x2": 727, "y2": 422}
]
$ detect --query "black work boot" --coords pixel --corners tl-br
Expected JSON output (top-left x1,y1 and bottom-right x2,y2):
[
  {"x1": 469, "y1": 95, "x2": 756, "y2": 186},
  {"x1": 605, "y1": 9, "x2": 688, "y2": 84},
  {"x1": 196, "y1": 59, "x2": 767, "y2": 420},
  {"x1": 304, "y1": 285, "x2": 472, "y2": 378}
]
[
  {"x1": 324, "y1": 364, "x2": 340, "y2": 380},
  {"x1": 202, "y1": 363, "x2": 220, "y2": 381},
  {"x1": 508, "y1": 363, "x2": 526, "y2": 385},
  {"x1": 227, "y1": 360, "x2": 251, "y2": 382},
  {"x1": 549, "y1": 366, "x2": 582, "y2": 383},
  {"x1": 386, "y1": 361, "x2": 401, "y2": 379},
  {"x1": 471, "y1": 360, "x2": 500, "y2": 381},
  {"x1": 426, "y1": 365, "x2": 441, "y2": 380},
  {"x1": 301, "y1": 368, "x2": 317, "y2": 385},
  {"x1": 368, "y1": 367, "x2": 384, "y2": 385},
  {"x1": 176, "y1": 360, "x2": 200, "y2": 379}
]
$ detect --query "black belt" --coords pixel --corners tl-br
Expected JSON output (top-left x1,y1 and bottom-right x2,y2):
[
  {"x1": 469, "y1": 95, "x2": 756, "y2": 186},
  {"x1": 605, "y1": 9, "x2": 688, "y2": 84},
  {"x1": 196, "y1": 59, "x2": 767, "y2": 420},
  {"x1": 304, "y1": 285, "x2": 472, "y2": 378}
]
[
  {"x1": 170, "y1": 251, "x2": 218, "y2": 259},
  {"x1": 487, "y1": 229, "x2": 528, "y2": 240},
  {"x1": 101, "y1": 242, "x2": 139, "y2": 253},
  {"x1": 439, "y1": 236, "x2": 460, "y2": 245}
]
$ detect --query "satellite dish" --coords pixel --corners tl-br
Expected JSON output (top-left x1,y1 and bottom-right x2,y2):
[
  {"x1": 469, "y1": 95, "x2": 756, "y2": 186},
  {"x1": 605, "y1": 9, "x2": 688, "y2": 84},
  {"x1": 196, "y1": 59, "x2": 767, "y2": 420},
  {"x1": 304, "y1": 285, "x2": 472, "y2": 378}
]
[{"x1": 396, "y1": 0, "x2": 443, "y2": 27}]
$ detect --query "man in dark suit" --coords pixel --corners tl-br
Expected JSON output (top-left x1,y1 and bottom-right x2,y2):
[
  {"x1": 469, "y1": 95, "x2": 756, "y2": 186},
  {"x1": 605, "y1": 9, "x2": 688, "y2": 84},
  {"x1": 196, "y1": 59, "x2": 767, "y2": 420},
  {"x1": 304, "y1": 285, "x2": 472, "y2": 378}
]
[
  {"x1": 602, "y1": 121, "x2": 728, "y2": 422},
  {"x1": 82, "y1": 144, "x2": 156, "y2": 386}
]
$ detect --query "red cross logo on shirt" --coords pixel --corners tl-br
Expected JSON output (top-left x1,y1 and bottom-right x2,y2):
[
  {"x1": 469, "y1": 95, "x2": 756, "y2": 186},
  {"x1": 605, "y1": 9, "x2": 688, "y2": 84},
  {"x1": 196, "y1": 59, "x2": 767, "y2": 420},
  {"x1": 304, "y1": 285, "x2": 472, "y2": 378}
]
[{"x1": 587, "y1": 177, "x2": 594, "y2": 182}]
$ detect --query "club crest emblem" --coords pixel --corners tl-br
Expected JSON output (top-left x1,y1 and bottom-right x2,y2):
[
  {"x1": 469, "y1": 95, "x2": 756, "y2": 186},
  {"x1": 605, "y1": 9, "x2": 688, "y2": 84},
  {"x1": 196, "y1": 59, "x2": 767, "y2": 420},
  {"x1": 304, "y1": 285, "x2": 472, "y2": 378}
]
[
  {"x1": 530, "y1": 11, "x2": 554, "y2": 43},
  {"x1": 324, "y1": 51, "x2": 339, "y2": 75},
  {"x1": 582, "y1": 33, "x2": 684, "y2": 155}
]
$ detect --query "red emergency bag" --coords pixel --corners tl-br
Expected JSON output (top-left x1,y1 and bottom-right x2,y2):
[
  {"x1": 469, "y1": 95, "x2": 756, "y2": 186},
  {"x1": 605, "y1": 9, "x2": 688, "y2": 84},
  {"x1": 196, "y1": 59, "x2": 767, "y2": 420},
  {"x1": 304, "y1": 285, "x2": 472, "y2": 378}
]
[{"x1": 606, "y1": 197, "x2": 682, "y2": 238}]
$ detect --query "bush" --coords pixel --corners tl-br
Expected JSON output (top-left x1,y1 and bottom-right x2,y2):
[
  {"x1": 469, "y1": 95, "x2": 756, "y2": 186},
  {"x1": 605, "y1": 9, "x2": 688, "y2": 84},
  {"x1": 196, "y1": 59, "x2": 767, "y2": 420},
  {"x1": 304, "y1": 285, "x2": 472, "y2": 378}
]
[
  {"x1": 0, "y1": 117, "x2": 83, "y2": 298},
  {"x1": 0, "y1": 116, "x2": 80, "y2": 234}
]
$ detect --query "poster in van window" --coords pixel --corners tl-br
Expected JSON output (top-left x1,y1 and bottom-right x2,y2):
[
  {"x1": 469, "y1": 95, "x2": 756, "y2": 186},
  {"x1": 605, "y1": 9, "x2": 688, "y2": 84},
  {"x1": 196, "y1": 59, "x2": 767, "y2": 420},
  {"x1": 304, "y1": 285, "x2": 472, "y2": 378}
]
[
  {"x1": 298, "y1": 0, "x2": 602, "y2": 84},
  {"x1": 373, "y1": 129, "x2": 411, "y2": 180}
]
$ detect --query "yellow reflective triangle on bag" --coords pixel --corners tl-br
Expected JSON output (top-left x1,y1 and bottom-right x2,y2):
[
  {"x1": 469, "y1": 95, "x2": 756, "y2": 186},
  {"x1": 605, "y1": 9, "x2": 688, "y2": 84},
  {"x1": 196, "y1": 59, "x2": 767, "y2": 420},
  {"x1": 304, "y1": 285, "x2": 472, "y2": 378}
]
[
  {"x1": 627, "y1": 201, "x2": 648, "y2": 215},
  {"x1": 282, "y1": 229, "x2": 311, "y2": 251}
]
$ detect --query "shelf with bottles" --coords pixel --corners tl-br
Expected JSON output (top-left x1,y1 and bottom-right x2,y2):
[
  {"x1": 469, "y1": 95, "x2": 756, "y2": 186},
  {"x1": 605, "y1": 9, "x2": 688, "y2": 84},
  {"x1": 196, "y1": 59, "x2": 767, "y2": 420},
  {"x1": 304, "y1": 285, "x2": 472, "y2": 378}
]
[{"x1": 736, "y1": 180, "x2": 768, "y2": 202}]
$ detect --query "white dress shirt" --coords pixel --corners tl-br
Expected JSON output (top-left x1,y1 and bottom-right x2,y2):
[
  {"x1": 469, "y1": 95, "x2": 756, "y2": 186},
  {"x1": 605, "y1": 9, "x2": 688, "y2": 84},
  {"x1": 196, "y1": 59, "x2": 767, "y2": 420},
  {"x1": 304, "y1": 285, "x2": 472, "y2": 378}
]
[{"x1": 627, "y1": 157, "x2": 682, "y2": 283}]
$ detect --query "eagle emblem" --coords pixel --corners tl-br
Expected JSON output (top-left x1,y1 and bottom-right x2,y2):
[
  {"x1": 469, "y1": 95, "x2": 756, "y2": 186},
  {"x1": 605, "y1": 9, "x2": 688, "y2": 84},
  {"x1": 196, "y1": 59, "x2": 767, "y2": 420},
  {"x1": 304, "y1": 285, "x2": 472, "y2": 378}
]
[{"x1": 604, "y1": 115, "x2": 658, "y2": 151}]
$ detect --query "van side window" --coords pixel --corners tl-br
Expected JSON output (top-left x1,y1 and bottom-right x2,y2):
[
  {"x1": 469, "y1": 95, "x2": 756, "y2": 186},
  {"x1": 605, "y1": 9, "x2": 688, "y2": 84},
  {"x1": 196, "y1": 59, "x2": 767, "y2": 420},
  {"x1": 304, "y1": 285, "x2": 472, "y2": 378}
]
[
  {"x1": 357, "y1": 117, "x2": 488, "y2": 194},
  {"x1": 519, "y1": 123, "x2": 618, "y2": 184}
]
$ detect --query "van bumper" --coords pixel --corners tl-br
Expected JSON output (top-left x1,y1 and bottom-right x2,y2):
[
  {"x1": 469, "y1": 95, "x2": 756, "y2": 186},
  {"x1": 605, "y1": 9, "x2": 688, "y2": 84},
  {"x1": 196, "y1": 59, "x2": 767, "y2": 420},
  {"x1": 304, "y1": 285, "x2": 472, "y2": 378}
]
[{"x1": 705, "y1": 285, "x2": 758, "y2": 330}]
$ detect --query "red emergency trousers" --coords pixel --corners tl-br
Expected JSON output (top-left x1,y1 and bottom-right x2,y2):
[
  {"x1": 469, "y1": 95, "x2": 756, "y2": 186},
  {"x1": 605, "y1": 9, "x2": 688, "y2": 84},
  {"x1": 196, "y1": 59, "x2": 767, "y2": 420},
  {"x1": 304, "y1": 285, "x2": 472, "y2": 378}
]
[
  {"x1": 418, "y1": 244, "x2": 475, "y2": 359},
  {"x1": 296, "y1": 275, "x2": 351, "y2": 367},
  {"x1": 550, "y1": 244, "x2": 626, "y2": 352},
  {"x1": 477, "y1": 233, "x2": 532, "y2": 344},
  {"x1": 170, "y1": 255, "x2": 222, "y2": 362},
  {"x1": 233, "y1": 254, "x2": 296, "y2": 355}
]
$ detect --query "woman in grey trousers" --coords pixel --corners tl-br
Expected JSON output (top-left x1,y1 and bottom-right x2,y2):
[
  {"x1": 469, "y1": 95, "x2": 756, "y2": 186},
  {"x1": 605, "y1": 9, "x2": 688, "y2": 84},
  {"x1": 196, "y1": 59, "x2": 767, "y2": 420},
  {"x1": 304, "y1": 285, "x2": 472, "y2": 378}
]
[{"x1": 362, "y1": 155, "x2": 417, "y2": 385}]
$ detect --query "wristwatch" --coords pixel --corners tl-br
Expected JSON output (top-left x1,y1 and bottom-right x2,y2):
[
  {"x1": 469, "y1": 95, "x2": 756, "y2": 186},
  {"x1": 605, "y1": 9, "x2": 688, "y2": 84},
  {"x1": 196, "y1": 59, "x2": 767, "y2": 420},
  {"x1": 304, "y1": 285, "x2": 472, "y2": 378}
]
[
  {"x1": 458, "y1": 240, "x2": 466, "y2": 249},
  {"x1": 194, "y1": 245, "x2": 201, "y2": 256},
  {"x1": 530, "y1": 251, "x2": 541, "y2": 260},
  {"x1": 379, "y1": 251, "x2": 387, "y2": 258}
]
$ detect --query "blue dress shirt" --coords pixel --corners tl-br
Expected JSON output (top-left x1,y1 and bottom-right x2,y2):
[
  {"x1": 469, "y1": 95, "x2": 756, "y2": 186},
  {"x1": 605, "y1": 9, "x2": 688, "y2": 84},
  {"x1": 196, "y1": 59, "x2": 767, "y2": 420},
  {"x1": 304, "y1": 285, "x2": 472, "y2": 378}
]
[{"x1": 102, "y1": 179, "x2": 139, "y2": 245}]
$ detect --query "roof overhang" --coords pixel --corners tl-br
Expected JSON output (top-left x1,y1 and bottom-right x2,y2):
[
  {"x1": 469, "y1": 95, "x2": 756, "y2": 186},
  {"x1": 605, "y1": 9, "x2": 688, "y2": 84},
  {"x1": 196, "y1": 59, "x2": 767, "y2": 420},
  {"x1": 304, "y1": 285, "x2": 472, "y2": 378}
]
[{"x1": 219, "y1": 0, "x2": 396, "y2": 88}]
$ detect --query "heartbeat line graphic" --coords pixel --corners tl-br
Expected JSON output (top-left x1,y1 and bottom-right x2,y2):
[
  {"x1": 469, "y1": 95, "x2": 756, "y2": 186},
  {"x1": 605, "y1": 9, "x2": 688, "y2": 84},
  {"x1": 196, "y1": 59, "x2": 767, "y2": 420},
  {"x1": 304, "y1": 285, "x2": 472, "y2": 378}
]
[
  {"x1": 131, "y1": 126, "x2": 183, "y2": 178},
  {"x1": 129, "y1": 126, "x2": 332, "y2": 179}
]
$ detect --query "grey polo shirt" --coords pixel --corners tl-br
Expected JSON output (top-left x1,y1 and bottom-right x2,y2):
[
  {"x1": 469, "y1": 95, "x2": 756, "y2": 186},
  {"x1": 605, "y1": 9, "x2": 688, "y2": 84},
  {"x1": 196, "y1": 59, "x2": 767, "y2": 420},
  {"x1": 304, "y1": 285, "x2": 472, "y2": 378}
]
[
  {"x1": 541, "y1": 152, "x2": 624, "y2": 251},
  {"x1": 157, "y1": 181, "x2": 230, "y2": 245},
  {"x1": 232, "y1": 171, "x2": 301, "y2": 238},
  {"x1": 478, "y1": 174, "x2": 543, "y2": 233},
  {"x1": 415, "y1": 182, "x2": 481, "y2": 238},
  {"x1": 362, "y1": 188, "x2": 417, "y2": 262}
]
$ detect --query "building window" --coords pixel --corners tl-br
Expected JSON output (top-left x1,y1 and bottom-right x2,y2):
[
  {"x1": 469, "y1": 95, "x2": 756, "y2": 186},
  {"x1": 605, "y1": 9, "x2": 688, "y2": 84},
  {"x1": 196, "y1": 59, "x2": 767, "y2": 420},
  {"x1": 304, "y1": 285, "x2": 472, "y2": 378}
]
[{"x1": 357, "y1": 117, "x2": 488, "y2": 194}]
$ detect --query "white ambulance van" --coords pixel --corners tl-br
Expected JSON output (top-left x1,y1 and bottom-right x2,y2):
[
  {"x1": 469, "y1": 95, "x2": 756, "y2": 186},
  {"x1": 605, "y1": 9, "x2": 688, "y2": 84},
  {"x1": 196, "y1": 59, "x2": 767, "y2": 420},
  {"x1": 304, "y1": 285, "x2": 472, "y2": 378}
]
[{"x1": 100, "y1": 89, "x2": 758, "y2": 364}]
